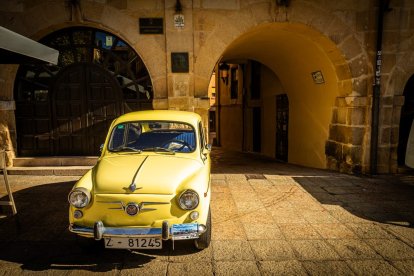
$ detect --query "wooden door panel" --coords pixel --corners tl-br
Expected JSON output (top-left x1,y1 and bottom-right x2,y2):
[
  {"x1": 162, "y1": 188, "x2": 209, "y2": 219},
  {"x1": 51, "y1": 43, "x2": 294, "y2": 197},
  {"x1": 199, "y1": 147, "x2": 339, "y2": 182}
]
[
  {"x1": 52, "y1": 64, "x2": 86, "y2": 155},
  {"x1": 252, "y1": 107, "x2": 261, "y2": 153},
  {"x1": 35, "y1": 119, "x2": 50, "y2": 134},
  {"x1": 276, "y1": 94, "x2": 289, "y2": 162},
  {"x1": 35, "y1": 103, "x2": 49, "y2": 116},
  {"x1": 20, "y1": 136, "x2": 34, "y2": 150},
  {"x1": 84, "y1": 64, "x2": 122, "y2": 155},
  {"x1": 17, "y1": 63, "x2": 123, "y2": 156},
  {"x1": 37, "y1": 136, "x2": 52, "y2": 150},
  {"x1": 16, "y1": 93, "x2": 52, "y2": 155}
]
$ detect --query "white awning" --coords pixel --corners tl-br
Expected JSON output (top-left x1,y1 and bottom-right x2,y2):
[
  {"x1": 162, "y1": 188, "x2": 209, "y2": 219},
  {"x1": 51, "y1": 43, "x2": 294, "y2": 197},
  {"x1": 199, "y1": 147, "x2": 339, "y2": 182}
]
[{"x1": 0, "y1": 26, "x2": 59, "y2": 65}]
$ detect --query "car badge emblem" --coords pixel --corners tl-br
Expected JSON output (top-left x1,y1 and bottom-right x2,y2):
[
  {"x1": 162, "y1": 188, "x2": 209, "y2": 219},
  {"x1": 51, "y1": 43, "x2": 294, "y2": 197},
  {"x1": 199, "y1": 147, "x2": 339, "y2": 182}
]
[
  {"x1": 125, "y1": 202, "x2": 140, "y2": 216},
  {"x1": 129, "y1": 182, "x2": 136, "y2": 192}
]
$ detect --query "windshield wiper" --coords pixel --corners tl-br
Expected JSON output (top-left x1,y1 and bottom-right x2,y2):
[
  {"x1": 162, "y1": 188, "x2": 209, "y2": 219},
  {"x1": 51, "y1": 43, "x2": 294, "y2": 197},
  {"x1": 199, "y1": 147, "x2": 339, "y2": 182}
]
[
  {"x1": 112, "y1": 146, "x2": 142, "y2": 153},
  {"x1": 141, "y1": 147, "x2": 175, "y2": 154}
]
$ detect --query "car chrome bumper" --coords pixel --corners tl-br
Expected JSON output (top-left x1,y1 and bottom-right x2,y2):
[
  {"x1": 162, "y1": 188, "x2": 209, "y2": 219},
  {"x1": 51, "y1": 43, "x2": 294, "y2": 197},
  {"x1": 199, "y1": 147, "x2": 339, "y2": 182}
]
[{"x1": 69, "y1": 221, "x2": 207, "y2": 241}]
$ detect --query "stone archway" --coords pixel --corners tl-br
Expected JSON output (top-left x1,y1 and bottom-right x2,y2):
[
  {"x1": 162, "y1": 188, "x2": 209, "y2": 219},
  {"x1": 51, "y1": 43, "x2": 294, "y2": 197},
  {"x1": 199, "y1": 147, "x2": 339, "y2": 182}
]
[
  {"x1": 212, "y1": 22, "x2": 353, "y2": 170},
  {"x1": 14, "y1": 27, "x2": 153, "y2": 156}
]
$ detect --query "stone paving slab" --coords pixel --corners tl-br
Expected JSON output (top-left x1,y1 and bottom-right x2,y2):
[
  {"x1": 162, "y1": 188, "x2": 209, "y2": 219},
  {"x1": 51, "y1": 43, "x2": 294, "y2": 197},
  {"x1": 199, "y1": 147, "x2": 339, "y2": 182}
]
[{"x1": 1, "y1": 149, "x2": 414, "y2": 275}]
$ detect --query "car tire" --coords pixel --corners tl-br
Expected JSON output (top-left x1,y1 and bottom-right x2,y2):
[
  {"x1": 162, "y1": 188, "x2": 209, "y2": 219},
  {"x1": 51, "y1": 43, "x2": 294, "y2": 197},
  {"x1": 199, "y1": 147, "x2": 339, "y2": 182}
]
[{"x1": 194, "y1": 207, "x2": 211, "y2": 250}]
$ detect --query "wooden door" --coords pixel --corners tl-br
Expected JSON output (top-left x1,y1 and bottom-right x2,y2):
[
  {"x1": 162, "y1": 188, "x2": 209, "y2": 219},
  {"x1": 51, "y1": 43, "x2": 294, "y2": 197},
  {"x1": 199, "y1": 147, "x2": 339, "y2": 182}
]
[
  {"x1": 52, "y1": 63, "x2": 122, "y2": 155},
  {"x1": 252, "y1": 107, "x2": 261, "y2": 152},
  {"x1": 15, "y1": 85, "x2": 53, "y2": 156},
  {"x1": 276, "y1": 94, "x2": 289, "y2": 162},
  {"x1": 52, "y1": 65, "x2": 86, "y2": 155},
  {"x1": 85, "y1": 65, "x2": 122, "y2": 155}
]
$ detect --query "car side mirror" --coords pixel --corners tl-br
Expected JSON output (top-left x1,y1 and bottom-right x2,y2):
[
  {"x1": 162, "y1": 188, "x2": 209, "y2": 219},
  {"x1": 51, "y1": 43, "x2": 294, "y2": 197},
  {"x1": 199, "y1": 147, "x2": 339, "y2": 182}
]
[
  {"x1": 202, "y1": 144, "x2": 212, "y2": 155},
  {"x1": 100, "y1": 144, "x2": 104, "y2": 153},
  {"x1": 205, "y1": 144, "x2": 212, "y2": 152}
]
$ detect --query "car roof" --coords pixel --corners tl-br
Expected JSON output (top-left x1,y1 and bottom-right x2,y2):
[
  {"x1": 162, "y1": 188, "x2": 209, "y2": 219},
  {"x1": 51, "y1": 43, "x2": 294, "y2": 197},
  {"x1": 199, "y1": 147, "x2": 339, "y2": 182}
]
[{"x1": 112, "y1": 110, "x2": 202, "y2": 126}]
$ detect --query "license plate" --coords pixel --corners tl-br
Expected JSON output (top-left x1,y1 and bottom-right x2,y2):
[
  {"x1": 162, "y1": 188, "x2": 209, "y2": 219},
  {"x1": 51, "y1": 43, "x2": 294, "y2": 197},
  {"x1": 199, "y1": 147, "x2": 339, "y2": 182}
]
[{"x1": 104, "y1": 237, "x2": 162, "y2": 249}]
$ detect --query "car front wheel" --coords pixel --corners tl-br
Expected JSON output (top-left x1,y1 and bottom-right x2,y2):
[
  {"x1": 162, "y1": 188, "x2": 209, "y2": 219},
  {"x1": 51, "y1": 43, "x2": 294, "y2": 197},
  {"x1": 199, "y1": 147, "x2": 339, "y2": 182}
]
[{"x1": 194, "y1": 207, "x2": 211, "y2": 250}]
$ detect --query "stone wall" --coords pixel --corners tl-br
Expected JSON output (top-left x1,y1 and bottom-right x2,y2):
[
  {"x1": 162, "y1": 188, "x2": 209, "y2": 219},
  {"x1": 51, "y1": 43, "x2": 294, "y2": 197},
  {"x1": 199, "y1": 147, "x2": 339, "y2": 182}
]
[{"x1": 0, "y1": 0, "x2": 413, "y2": 173}]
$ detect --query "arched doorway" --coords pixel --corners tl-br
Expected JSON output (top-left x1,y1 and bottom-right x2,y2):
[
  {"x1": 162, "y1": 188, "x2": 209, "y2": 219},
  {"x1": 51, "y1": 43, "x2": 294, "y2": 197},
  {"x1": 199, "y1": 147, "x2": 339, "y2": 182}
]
[
  {"x1": 211, "y1": 23, "x2": 350, "y2": 169},
  {"x1": 398, "y1": 75, "x2": 414, "y2": 166},
  {"x1": 14, "y1": 27, "x2": 153, "y2": 156}
]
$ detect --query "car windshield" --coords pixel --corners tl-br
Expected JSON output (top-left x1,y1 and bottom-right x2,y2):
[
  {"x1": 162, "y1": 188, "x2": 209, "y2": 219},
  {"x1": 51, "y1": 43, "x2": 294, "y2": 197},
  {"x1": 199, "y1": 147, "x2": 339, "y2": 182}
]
[{"x1": 108, "y1": 121, "x2": 196, "y2": 153}]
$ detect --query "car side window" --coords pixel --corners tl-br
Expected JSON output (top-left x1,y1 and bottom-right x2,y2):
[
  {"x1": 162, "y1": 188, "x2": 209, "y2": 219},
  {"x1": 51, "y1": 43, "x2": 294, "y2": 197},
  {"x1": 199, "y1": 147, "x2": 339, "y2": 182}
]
[{"x1": 110, "y1": 124, "x2": 126, "y2": 149}]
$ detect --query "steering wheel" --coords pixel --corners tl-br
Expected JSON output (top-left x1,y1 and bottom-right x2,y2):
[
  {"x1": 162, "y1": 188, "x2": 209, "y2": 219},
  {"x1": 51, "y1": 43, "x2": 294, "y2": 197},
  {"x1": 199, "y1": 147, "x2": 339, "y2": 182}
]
[{"x1": 162, "y1": 139, "x2": 192, "y2": 151}]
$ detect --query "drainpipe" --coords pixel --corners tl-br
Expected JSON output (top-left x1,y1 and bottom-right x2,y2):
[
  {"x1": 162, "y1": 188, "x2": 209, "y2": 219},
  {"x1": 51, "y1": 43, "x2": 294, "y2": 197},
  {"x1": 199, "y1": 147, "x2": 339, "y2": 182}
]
[{"x1": 370, "y1": 0, "x2": 390, "y2": 174}]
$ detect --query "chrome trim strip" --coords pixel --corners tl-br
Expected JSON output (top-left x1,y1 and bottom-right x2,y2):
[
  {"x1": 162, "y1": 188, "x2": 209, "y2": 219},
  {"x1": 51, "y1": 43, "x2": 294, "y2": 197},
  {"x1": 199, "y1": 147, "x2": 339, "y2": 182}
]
[
  {"x1": 70, "y1": 224, "x2": 162, "y2": 237},
  {"x1": 97, "y1": 201, "x2": 169, "y2": 213},
  {"x1": 97, "y1": 201, "x2": 169, "y2": 205},
  {"x1": 140, "y1": 202, "x2": 170, "y2": 205},
  {"x1": 69, "y1": 223, "x2": 206, "y2": 240},
  {"x1": 140, "y1": 208, "x2": 156, "y2": 211}
]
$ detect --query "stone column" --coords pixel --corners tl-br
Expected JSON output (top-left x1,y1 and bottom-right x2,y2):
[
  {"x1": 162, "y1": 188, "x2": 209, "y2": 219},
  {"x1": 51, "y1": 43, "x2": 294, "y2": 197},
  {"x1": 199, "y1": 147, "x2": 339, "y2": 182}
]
[
  {"x1": 164, "y1": 0, "x2": 195, "y2": 111},
  {"x1": 378, "y1": 95, "x2": 405, "y2": 173},
  {"x1": 0, "y1": 65, "x2": 18, "y2": 166},
  {"x1": 326, "y1": 96, "x2": 368, "y2": 174},
  {"x1": 162, "y1": 0, "x2": 210, "y2": 127}
]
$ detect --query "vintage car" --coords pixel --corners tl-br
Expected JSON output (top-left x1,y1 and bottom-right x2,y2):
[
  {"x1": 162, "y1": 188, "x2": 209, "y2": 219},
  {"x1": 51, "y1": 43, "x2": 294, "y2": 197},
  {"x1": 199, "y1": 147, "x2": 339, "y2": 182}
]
[{"x1": 68, "y1": 110, "x2": 211, "y2": 250}]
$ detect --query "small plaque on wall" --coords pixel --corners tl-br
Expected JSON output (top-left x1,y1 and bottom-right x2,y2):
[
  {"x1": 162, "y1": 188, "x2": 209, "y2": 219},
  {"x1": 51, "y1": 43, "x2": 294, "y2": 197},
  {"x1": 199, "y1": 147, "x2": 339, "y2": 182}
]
[
  {"x1": 171, "y1": 52, "x2": 189, "y2": 73},
  {"x1": 139, "y1": 18, "x2": 164, "y2": 34},
  {"x1": 311, "y1": 70, "x2": 325, "y2": 84}
]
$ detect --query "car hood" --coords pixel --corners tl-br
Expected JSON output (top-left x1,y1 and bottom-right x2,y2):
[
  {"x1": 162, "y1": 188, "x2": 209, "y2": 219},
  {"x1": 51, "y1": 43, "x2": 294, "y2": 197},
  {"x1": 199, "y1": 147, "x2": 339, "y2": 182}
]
[{"x1": 93, "y1": 154, "x2": 203, "y2": 194}]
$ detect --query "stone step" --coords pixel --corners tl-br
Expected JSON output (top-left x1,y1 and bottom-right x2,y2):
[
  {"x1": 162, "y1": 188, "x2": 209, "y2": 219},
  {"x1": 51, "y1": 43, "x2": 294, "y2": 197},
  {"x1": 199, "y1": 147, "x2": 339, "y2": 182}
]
[
  {"x1": 6, "y1": 157, "x2": 98, "y2": 176},
  {"x1": 13, "y1": 156, "x2": 98, "y2": 167},
  {"x1": 6, "y1": 166, "x2": 92, "y2": 176}
]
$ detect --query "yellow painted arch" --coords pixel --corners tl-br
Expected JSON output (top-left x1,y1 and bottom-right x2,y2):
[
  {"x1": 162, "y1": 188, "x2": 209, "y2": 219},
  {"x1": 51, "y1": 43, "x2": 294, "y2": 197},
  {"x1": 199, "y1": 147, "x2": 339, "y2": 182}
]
[{"x1": 221, "y1": 22, "x2": 352, "y2": 169}]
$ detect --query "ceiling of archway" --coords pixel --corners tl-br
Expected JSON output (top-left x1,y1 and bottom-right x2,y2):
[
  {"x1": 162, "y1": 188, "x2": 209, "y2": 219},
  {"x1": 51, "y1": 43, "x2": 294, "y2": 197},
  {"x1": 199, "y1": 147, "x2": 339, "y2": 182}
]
[{"x1": 221, "y1": 22, "x2": 347, "y2": 93}]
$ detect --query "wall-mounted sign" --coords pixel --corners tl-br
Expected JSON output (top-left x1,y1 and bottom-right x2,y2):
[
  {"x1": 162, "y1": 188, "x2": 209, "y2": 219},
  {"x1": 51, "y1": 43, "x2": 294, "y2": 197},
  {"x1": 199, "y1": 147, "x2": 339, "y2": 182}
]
[
  {"x1": 171, "y1": 52, "x2": 189, "y2": 73},
  {"x1": 311, "y1": 71, "x2": 325, "y2": 84},
  {"x1": 174, "y1": 14, "x2": 185, "y2": 29},
  {"x1": 139, "y1": 18, "x2": 164, "y2": 34}
]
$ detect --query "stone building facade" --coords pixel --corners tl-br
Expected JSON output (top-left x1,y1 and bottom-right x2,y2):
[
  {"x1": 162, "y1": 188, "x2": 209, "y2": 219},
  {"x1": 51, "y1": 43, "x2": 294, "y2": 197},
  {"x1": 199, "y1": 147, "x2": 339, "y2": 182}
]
[{"x1": 0, "y1": 0, "x2": 413, "y2": 174}]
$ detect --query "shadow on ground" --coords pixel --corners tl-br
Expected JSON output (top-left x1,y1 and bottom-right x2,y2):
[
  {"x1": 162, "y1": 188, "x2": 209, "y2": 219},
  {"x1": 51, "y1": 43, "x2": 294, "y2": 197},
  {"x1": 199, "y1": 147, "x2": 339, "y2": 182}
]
[
  {"x1": 295, "y1": 176, "x2": 414, "y2": 227},
  {"x1": 211, "y1": 148, "x2": 414, "y2": 228},
  {"x1": 0, "y1": 180, "x2": 198, "y2": 273}
]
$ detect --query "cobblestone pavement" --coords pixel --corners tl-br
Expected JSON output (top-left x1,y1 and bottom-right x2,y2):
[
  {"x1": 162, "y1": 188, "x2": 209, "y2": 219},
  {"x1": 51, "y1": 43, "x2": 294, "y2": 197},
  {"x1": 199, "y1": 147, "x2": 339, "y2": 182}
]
[{"x1": 1, "y1": 148, "x2": 414, "y2": 275}]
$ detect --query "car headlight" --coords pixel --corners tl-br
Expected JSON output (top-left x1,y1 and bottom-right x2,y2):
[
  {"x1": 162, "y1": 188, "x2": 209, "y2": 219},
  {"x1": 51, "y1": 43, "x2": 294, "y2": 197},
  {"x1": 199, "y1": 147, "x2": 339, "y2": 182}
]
[
  {"x1": 178, "y1": 189, "x2": 199, "y2": 210},
  {"x1": 68, "y1": 188, "x2": 91, "y2": 208}
]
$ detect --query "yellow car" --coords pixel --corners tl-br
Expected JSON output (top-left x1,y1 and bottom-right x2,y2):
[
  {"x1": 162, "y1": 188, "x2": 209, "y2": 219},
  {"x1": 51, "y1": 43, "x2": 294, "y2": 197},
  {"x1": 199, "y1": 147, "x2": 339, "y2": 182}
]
[{"x1": 68, "y1": 110, "x2": 212, "y2": 250}]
